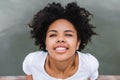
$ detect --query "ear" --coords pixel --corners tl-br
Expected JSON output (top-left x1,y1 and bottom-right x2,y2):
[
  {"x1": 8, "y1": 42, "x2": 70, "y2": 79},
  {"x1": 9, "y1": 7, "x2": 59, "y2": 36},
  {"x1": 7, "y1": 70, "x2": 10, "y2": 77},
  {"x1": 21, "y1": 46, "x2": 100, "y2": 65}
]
[
  {"x1": 76, "y1": 40, "x2": 80, "y2": 50},
  {"x1": 46, "y1": 47, "x2": 48, "y2": 51}
]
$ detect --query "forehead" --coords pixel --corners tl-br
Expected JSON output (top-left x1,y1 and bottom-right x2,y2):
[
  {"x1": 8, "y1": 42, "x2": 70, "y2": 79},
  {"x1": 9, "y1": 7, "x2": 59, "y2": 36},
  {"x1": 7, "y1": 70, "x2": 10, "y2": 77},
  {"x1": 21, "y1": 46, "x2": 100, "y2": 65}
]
[{"x1": 47, "y1": 19, "x2": 76, "y2": 31}]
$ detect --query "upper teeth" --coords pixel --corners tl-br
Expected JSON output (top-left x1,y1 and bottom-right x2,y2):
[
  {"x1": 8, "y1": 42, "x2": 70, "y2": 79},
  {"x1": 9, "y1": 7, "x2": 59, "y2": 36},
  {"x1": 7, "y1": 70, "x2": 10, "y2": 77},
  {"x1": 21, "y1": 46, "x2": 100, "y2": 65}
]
[{"x1": 55, "y1": 47, "x2": 66, "y2": 50}]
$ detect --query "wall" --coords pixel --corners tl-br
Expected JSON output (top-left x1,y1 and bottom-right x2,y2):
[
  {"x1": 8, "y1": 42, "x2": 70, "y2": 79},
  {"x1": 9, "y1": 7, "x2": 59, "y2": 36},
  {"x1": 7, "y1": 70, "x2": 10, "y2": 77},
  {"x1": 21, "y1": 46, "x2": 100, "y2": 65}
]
[{"x1": 0, "y1": 0, "x2": 120, "y2": 75}]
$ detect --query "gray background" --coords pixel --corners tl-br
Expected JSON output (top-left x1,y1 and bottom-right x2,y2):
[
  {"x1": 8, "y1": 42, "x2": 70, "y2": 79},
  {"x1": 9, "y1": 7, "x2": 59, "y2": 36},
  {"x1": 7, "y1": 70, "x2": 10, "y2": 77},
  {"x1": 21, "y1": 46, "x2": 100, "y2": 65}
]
[{"x1": 0, "y1": 0, "x2": 120, "y2": 75}]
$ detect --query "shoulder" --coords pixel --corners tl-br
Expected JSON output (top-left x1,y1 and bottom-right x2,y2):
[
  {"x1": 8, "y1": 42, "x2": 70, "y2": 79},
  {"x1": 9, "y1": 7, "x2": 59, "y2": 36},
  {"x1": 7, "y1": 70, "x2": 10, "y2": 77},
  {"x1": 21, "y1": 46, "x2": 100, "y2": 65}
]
[
  {"x1": 22, "y1": 51, "x2": 47, "y2": 75},
  {"x1": 25, "y1": 51, "x2": 47, "y2": 58},
  {"x1": 23, "y1": 51, "x2": 47, "y2": 65},
  {"x1": 78, "y1": 51, "x2": 99, "y2": 72}
]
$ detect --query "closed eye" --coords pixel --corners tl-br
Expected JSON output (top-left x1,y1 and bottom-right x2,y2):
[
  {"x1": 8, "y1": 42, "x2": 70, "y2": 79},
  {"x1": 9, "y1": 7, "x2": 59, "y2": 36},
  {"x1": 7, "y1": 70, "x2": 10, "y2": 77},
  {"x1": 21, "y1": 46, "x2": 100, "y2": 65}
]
[
  {"x1": 49, "y1": 34, "x2": 56, "y2": 37},
  {"x1": 65, "y1": 34, "x2": 73, "y2": 37}
]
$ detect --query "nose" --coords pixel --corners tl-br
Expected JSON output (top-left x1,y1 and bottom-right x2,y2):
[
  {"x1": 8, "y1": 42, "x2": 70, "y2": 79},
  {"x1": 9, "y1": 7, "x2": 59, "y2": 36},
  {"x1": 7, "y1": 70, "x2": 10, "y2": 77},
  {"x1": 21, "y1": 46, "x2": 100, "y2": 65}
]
[{"x1": 56, "y1": 36, "x2": 65, "y2": 43}]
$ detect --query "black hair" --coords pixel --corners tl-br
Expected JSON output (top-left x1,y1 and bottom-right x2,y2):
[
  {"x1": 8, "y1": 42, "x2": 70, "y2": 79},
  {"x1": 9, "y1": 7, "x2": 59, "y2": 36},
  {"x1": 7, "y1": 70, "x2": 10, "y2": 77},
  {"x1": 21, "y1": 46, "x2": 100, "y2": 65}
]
[{"x1": 29, "y1": 2, "x2": 97, "y2": 51}]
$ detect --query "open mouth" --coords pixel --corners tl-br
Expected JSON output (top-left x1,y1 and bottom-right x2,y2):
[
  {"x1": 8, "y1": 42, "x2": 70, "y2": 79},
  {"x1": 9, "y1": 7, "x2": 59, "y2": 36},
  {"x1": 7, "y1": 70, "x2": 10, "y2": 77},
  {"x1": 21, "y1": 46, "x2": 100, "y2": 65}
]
[{"x1": 54, "y1": 46, "x2": 68, "y2": 53}]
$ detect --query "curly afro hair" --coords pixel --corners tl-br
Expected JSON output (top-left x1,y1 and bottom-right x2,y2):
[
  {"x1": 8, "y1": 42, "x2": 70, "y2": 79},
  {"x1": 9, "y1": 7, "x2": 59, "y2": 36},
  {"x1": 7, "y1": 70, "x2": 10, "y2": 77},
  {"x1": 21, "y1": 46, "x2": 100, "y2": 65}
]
[{"x1": 29, "y1": 2, "x2": 97, "y2": 51}]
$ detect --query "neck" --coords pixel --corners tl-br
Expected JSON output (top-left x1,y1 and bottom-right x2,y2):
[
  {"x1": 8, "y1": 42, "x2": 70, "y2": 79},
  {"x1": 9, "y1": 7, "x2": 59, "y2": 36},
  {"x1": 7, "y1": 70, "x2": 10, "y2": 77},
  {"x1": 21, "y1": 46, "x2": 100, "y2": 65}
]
[{"x1": 45, "y1": 53, "x2": 78, "y2": 79}]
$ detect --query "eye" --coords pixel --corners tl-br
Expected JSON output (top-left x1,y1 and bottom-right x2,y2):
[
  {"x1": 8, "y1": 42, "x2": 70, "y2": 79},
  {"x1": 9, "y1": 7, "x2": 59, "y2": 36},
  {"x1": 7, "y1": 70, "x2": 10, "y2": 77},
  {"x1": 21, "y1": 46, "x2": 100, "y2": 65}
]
[
  {"x1": 49, "y1": 34, "x2": 56, "y2": 37},
  {"x1": 65, "y1": 34, "x2": 73, "y2": 37}
]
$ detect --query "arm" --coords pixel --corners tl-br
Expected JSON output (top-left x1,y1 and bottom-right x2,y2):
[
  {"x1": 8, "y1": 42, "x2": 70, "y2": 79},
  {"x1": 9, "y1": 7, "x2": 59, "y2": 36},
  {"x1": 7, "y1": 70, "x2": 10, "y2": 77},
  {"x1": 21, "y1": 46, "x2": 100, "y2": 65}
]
[
  {"x1": 26, "y1": 75, "x2": 33, "y2": 80},
  {"x1": 23, "y1": 53, "x2": 34, "y2": 80},
  {"x1": 88, "y1": 54, "x2": 99, "y2": 80},
  {"x1": 88, "y1": 77, "x2": 90, "y2": 80}
]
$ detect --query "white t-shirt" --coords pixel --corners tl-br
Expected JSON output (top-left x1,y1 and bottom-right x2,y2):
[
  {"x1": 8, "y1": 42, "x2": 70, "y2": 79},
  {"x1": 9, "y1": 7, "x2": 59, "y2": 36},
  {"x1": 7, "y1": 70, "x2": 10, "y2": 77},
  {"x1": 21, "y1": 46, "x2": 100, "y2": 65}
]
[{"x1": 23, "y1": 51, "x2": 99, "y2": 80}]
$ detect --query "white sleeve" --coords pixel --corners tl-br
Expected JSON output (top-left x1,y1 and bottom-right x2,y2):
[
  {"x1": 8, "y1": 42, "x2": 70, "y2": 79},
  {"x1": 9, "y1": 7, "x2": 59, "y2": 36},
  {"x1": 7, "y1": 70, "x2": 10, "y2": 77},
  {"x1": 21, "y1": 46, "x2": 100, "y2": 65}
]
[
  {"x1": 87, "y1": 54, "x2": 99, "y2": 80},
  {"x1": 22, "y1": 53, "x2": 34, "y2": 75}
]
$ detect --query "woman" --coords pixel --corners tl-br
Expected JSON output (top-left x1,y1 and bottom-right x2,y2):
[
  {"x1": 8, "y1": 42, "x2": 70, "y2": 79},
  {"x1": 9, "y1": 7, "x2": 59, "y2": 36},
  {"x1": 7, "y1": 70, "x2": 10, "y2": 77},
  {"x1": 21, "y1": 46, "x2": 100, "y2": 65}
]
[{"x1": 23, "y1": 2, "x2": 99, "y2": 80}]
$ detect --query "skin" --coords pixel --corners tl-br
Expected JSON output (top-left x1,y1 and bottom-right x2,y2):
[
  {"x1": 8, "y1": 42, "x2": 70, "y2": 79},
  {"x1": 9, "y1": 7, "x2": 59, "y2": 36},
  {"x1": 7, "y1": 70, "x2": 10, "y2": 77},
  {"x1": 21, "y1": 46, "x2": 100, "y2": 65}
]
[
  {"x1": 26, "y1": 19, "x2": 90, "y2": 79},
  {"x1": 26, "y1": 75, "x2": 33, "y2": 80},
  {"x1": 45, "y1": 19, "x2": 80, "y2": 62},
  {"x1": 45, "y1": 19, "x2": 80, "y2": 79}
]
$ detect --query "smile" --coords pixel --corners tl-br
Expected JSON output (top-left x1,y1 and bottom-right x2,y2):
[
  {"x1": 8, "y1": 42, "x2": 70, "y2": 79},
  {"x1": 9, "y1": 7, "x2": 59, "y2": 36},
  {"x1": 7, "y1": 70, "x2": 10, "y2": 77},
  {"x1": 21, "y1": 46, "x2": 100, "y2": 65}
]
[{"x1": 54, "y1": 46, "x2": 68, "y2": 53}]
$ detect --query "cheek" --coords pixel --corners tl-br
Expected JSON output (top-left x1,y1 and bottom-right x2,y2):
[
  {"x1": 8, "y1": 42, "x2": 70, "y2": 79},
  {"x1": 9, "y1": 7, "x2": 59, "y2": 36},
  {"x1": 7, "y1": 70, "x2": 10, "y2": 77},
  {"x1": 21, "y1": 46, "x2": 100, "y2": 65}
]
[
  {"x1": 45, "y1": 38, "x2": 55, "y2": 48},
  {"x1": 68, "y1": 39, "x2": 78, "y2": 45},
  {"x1": 67, "y1": 42, "x2": 76, "y2": 50}
]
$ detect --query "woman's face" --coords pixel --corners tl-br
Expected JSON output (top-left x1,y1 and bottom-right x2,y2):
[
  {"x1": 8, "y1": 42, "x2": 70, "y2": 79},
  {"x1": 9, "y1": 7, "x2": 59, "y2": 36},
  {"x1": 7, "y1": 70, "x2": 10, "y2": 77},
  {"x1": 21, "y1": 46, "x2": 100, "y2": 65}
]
[{"x1": 45, "y1": 19, "x2": 80, "y2": 61}]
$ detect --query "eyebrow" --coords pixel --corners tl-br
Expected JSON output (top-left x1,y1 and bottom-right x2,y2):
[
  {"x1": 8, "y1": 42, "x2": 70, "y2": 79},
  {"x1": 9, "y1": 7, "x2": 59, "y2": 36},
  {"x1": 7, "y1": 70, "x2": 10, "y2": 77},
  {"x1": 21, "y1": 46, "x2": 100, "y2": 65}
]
[
  {"x1": 48, "y1": 30, "x2": 75, "y2": 33},
  {"x1": 64, "y1": 30, "x2": 75, "y2": 33},
  {"x1": 47, "y1": 30, "x2": 57, "y2": 33}
]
